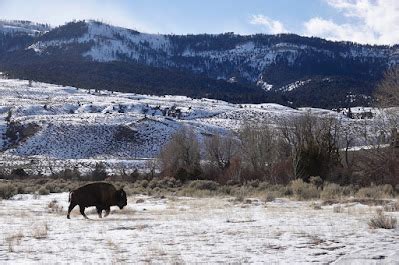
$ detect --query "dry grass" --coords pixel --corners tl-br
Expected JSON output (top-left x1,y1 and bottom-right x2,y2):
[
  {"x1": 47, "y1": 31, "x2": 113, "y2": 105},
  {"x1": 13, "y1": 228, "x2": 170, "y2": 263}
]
[
  {"x1": 47, "y1": 199, "x2": 64, "y2": 214},
  {"x1": 1, "y1": 179, "x2": 398, "y2": 208},
  {"x1": 107, "y1": 239, "x2": 119, "y2": 251},
  {"x1": 107, "y1": 239, "x2": 129, "y2": 264},
  {"x1": 262, "y1": 193, "x2": 276, "y2": 203},
  {"x1": 31, "y1": 223, "x2": 49, "y2": 239},
  {"x1": 356, "y1": 185, "x2": 394, "y2": 200},
  {"x1": 115, "y1": 208, "x2": 136, "y2": 215},
  {"x1": 310, "y1": 202, "x2": 322, "y2": 210},
  {"x1": 290, "y1": 179, "x2": 319, "y2": 200},
  {"x1": 383, "y1": 201, "x2": 399, "y2": 212},
  {"x1": 368, "y1": 212, "x2": 397, "y2": 229},
  {"x1": 320, "y1": 183, "x2": 344, "y2": 200},
  {"x1": 4, "y1": 232, "x2": 24, "y2": 252},
  {"x1": 0, "y1": 182, "x2": 17, "y2": 199},
  {"x1": 333, "y1": 205, "x2": 344, "y2": 213}
]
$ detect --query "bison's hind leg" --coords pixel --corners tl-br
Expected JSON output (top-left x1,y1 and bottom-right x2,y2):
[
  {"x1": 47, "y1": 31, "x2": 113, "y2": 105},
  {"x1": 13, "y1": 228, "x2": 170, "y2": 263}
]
[
  {"x1": 67, "y1": 202, "x2": 77, "y2": 219},
  {"x1": 79, "y1": 205, "x2": 89, "y2": 219},
  {"x1": 104, "y1": 207, "x2": 111, "y2": 218},
  {"x1": 96, "y1": 207, "x2": 103, "y2": 218}
]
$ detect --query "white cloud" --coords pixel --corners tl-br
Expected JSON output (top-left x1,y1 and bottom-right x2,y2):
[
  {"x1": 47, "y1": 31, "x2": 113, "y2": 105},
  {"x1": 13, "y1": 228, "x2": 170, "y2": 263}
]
[
  {"x1": 304, "y1": 0, "x2": 399, "y2": 45},
  {"x1": 304, "y1": 17, "x2": 375, "y2": 43},
  {"x1": 250, "y1": 15, "x2": 287, "y2": 34}
]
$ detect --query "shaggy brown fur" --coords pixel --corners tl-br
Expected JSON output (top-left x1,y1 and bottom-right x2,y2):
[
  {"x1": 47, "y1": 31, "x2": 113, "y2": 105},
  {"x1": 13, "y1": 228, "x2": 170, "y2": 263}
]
[{"x1": 67, "y1": 182, "x2": 127, "y2": 219}]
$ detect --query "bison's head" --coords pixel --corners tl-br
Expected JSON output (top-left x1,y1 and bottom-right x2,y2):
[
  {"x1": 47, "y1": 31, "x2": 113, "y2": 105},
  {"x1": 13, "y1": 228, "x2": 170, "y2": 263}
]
[{"x1": 117, "y1": 188, "x2": 127, "y2": 209}]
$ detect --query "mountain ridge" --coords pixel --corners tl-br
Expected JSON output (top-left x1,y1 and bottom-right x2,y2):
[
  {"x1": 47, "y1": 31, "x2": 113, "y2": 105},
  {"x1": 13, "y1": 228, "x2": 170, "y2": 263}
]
[{"x1": 0, "y1": 19, "x2": 397, "y2": 108}]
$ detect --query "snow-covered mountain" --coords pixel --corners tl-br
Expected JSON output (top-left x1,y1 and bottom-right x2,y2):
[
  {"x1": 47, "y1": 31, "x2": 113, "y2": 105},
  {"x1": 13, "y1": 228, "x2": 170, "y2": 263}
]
[
  {"x1": 0, "y1": 77, "x2": 394, "y2": 174},
  {"x1": 25, "y1": 21, "x2": 399, "y2": 76},
  {"x1": 0, "y1": 20, "x2": 50, "y2": 36},
  {"x1": 1, "y1": 20, "x2": 398, "y2": 108}
]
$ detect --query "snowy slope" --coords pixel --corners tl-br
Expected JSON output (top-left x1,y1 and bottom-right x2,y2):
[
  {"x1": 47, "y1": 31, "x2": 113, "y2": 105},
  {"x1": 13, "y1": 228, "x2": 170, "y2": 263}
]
[
  {"x1": 0, "y1": 20, "x2": 50, "y2": 36},
  {"x1": 28, "y1": 20, "x2": 171, "y2": 64},
  {"x1": 0, "y1": 77, "x2": 396, "y2": 173}
]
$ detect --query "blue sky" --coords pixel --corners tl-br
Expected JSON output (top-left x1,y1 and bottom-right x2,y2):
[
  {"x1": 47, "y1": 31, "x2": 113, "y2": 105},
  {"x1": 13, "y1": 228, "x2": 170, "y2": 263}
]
[
  {"x1": 119, "y1": 0, "x2": 341, "y2": 34},
  {"x1": 0, "y1": 0, "x2": 398, "y2": 44}
]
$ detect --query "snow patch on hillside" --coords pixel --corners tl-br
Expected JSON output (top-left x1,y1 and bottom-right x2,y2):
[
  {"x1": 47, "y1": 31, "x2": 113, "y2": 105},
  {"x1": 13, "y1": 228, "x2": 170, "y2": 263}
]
[
  {"x1": 28, "y1": 21, "x2": 171, "y2": 63},
  {"x1": 83, "y1": 21, "x2": 171, "y2": 62},
  {"x1": 280, "y1": 79, "x2": 312, "y2": 92},
  {"x1": 0, "y1": 20, "x2": 50, "y2": 36}
]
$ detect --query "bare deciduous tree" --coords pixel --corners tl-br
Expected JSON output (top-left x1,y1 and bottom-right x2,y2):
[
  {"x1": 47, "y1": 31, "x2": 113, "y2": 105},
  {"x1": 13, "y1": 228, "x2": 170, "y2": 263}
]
[
  {"x1": 239, "y1": 123, "x2": 287, "y2": 183},
  {"x1": 204, "y1": 133, "x2": 239, "y2": 170},
  {"x1": 375, "y1": 67, "x2": 399, "y2": 108},
  {"x1": 364, "y1": 67, "x2": 399, "y2": 185},
  {"x1": 158, "y1": 127, "x2": 201, "y2": 181},
  {"x1": 279, "y1": 113, "x2": 342, "y2": 182},
  {"x1": 203, "y1": 133, "x2": 241, "y2": 183}
]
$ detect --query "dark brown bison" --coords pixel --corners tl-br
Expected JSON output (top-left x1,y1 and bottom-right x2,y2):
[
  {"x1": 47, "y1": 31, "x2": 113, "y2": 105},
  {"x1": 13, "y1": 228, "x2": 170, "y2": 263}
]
[{"x1": 67, "y1": 182, "x2": 127, "y2": 219}]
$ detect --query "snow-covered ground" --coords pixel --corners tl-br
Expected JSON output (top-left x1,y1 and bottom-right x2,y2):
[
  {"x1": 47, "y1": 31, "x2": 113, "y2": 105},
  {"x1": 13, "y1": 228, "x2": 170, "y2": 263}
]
[
  {"x1": 0, "y1": 77, "x2": 397, "y2": 174},
  {"x1": 0, "y1": 193, "x2": 398, "y2": 264}
]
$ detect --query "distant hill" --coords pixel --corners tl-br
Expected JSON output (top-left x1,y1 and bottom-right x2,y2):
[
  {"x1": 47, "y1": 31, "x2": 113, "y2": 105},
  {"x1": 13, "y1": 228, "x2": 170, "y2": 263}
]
[{"x1": 1, "y1": 19, "x2": 398, "y2": 108}]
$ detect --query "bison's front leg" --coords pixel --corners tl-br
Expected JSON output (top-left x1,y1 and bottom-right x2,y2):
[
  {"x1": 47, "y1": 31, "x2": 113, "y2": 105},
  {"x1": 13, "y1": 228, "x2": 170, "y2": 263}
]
[
  {"x1": 67, "y1": 202, "x2": 77, "y2": 219},
  {"x1": 104, "y1": 207, "x2": 111, "y2": 217},
  {"x1": 79, "y1": 206, "x2": 88, "y2": 219},
  {"x1": 96, "y1": 207, "x2": 103, "y2": 218}
]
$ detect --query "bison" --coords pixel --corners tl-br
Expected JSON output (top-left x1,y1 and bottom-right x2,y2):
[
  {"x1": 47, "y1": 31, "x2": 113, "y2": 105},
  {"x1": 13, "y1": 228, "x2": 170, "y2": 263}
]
[{"x1": 67, "y1": 182, "x2": 127, "y2": 219}]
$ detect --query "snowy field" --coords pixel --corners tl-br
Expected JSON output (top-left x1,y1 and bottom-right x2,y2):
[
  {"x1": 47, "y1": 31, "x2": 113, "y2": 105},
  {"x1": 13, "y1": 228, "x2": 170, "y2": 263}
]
[{"x1": 0, "y1": 193, "x2": 398, "y2": 264}]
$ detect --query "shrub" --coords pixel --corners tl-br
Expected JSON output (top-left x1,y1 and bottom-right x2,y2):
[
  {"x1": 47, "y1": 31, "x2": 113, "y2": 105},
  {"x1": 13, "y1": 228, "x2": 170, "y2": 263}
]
[
  {"x1": 150, "y1": 177, "x2": 180, "y2": 189},
  {"x1": 356, "y1": 185, "x2": 394, "y2": 200},
  {"x1": 290, "y1": 179, "x2": 319, "y2": 200},
  {"x1": 47, "y1": 199, "x2": 63, "y2": 214},
  {"x1": 38, "y1": 186, "x2": 50, "y2": 195},
  {"x1": 219, "y1": 185, "x2": 232, "y2": 195},
  {"x1": 189, "y1": 180, "x2": 219, "y2": 191},
  {"x1": 310, "y1": 202, "x2": 322, "y2": 210},
  {"x1": 90, "y1": 163, "x2": 108, "y2": 181},
  {"x1": 248, "y1": 180, "x2": 260, "y2": 188},
  {"x1": 139, "y1": 179, "x2": 149, "y2": 188},
  {"x1": 5, "y1": 232, "x2": 24, "y2": 252},
  {"x1": 56, "y1": 168, "x2": 81, "y2": 180},
  {"x1": 32, "y1": 223, "x2": 49, "y2": 239},
  {"x1": 0, "y1": 182, "x2": 17, "y2": 199},
  {"x1": 333, "y1": 205, "x2": 344, "y2": 213},
  {"x1": 235, "y1": 187, "x2": 247, "y2": 202},
  {"x1": 341, "y1": 185, "x2": 357, "y2": 197},
  {"x1": 383, "y1": 201, "x2": 399, "y2": 212},
  {"x1": 45, "y1": 182, "x2": 59, "y2": 193},
  {"x1": 16, "y1": 184, "x2": 26, "y2": 194},
  {"x1": 265, "y1": 184, "x2": 292, "y2": 197},
  {"x1": 262, "y1": 192, "x2": 276, "y2": 202},
  {"x1": 309, "y1": 176, "x2": 323, "y2": 189},
  {"x1": 148, "y1": 179, "x2": 159, "y2": 189},
  {"x1": 320, "y1": 183, "x2": 344, "y2": 200},
  {"x1": 380, "y1": 184, "x2": 395, "y2": 197},
  {"x1": 368, "y1": 212, "x2": 397, "y2": 229},
  {"x1": 11, "y1": 168, "x2": 28, "y2": 178}
]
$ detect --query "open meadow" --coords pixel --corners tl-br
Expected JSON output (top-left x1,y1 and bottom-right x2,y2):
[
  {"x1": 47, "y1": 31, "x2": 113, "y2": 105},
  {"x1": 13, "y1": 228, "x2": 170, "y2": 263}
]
[{"x1": 1, "y1": 192, "x2": 398, "y2": 264}]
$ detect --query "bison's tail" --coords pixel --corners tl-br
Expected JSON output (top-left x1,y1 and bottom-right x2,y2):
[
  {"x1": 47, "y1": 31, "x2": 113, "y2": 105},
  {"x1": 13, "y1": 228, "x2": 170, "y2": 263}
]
[{"x1": 68, "y1": 191, "x2": 73, "y2": 202}]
